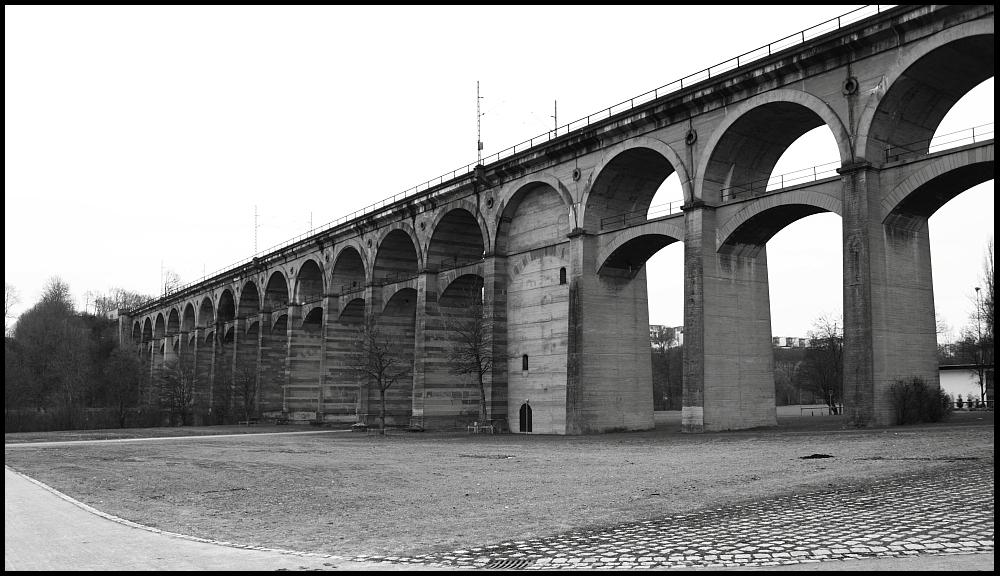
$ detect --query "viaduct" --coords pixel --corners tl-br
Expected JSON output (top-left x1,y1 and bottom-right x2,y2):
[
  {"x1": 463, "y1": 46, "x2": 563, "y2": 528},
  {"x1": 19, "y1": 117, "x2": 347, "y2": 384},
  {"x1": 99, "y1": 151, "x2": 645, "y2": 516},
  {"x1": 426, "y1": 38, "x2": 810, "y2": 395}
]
[{"x1": 121, "y1": 5, "x2": 994, "y2": 433}]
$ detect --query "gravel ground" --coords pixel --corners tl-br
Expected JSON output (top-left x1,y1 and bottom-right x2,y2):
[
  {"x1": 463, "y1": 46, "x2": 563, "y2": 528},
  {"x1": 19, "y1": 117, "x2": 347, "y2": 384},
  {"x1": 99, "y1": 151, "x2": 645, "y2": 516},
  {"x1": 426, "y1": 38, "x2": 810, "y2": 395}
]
[{"x1": 4, "y1": 411, "x2": 993, "y2": 559}]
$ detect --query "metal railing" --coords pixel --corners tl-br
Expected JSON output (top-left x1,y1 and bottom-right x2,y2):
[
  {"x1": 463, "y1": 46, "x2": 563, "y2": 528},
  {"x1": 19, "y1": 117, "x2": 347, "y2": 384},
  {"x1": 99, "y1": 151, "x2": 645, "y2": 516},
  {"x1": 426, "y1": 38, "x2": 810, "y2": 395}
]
[
  {"x1": 721, "y1": 161, "x2": 841, "y2": 202},
  {"x1": 371, "y1": 272, "x2": 420, "y2": 287},
  {"x1": 600, "y1": 199, "x2": 684, "y2": 230},
  {"x1": 139, "y1": 5, "x2": 895, "y2": 310},
  {"x1": 436, "y1": 256, "x2": 486, "y2": 274},
  {"x1": 884, "y1": 122, "x2": 994, "y2": 163}
]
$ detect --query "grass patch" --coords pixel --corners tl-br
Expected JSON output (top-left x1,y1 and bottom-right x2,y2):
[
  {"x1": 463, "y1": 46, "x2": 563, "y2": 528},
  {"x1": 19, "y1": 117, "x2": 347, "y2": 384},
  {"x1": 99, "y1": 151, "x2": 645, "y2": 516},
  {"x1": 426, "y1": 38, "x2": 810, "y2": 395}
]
[{"x1": 5, "y1": 411, "x2": 993, "y2": 559}]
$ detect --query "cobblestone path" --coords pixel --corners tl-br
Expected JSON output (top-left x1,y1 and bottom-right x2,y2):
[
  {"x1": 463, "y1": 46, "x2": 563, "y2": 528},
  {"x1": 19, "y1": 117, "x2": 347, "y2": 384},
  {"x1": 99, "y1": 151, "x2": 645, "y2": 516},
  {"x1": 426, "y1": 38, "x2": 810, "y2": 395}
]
[{"x1": 354, "y1": 462, "x2": 994, "y2": 570}]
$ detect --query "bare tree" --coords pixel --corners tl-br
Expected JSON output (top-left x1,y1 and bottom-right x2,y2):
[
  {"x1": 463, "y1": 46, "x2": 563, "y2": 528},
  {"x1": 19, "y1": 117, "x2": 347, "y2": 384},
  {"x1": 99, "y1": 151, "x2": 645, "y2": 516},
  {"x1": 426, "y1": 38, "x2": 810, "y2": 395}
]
[
  {"x1": 5, "y1": 282, "x2": 19, "y2": 335},
  {"x1": 444, "y1": 292, "x2": 495, "y2": 423},
  {"x1": 801, "y1": 315, "x2": 844, "y2": 414},
  {"x1": 163, "y1": 269, "x2": 182, "y2": 296},
  {"x1": 650, "y1": 326, "x2": 679, "y2": 410},
  {"x1": 92, "y1": 288, "x2": 155, "y2": 317},
  {"x1": 234, "y1": 363, "x2": 260, "y2": 423},
  {"x1": 773, "y1": 358, "x2": 801, "y2": 406},
  {"x1": 162, "y1": 359, "x2": 196, "y2": 426},
  {"x1": 350, "y1": 314, "x2": 410, "y2": 434},
  {"x1": 971, "y1": 238, "x2": 994, "y2": 404},
  {"x1": 103, "y1": 348, "x2": 143, "y2": 428}
]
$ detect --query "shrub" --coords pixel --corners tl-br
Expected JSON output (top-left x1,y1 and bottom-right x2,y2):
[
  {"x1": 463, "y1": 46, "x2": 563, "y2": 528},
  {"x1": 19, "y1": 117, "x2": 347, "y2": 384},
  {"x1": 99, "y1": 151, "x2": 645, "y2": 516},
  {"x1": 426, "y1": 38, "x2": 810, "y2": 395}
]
[{"x1": 889, "y1": 376, "x2": 953, "y2": 425}]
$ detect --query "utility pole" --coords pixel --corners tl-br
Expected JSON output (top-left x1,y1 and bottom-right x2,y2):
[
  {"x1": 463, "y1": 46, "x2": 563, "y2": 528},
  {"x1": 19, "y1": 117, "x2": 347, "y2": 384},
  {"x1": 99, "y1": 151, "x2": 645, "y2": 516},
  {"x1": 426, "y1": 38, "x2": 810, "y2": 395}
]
[
  {"x1": 552, "y1": 100, "x2": 558, "y2": 135},
  {"x1": 976, "y1": 286, "x2": 985, "y2": 402},
  {"x1": 254, "y1": 205, "x2": 259, "y2": 254},
  {"x1": 477, "y1": 81, "x2": 484, "y2": 165}
]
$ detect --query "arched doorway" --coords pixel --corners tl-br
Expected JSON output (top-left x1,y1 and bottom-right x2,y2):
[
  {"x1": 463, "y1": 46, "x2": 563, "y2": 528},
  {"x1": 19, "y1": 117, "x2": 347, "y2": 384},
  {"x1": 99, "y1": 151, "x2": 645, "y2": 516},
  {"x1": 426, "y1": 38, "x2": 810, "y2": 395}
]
[{"x1": 518, "y1": 401, "x2": 532, "y2": 433}]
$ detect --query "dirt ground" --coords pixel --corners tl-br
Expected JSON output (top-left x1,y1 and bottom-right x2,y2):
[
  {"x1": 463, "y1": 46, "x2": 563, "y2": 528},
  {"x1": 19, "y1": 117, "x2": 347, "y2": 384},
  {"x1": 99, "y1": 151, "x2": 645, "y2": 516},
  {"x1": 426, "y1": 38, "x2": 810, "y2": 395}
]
[{"x1": 4, "y1": 411, "x2": 994, "y2": 559}]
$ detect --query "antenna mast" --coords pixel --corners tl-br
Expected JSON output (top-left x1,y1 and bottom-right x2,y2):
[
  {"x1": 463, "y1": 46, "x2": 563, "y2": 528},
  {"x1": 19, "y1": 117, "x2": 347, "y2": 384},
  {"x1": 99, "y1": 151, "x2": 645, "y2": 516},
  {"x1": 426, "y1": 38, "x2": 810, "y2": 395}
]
[
  {"x1": 254, "y1": 205, "x2": 259, "y2": 253},
  {"x1": 552, "y1": 100, "x2": 558, "y2": 135},
  {"x1": 477, "y1": 81, "x2": 484, "y2": 165}
]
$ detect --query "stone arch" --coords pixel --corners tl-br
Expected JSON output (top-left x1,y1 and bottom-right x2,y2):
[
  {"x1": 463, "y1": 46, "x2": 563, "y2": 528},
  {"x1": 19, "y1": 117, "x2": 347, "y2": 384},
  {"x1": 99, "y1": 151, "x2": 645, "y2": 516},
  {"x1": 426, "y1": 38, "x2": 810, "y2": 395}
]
[
  {"x1": 439, "y1": 273, "x2": 485, "y2": 307},
  {"x1": 331, "y1": 245, "x2": 367, "y2": 295},
  {"x1": 493, "y1": 175, "x2": 574, "y2": 252},
  {"x1": 293, "y1": 259, "x2": 324, "y2": 305},
  {"x1": 373, "y1": 226, "x2": 421, "y2": 285},
  {"x1": 198, "y1": 296, "x2": 215, "y2": 327},
  {"x1": 238, "y1": 280, "x2": 261, "y2": 319},
  {"x1": 339, "y1": 298, "x2": 365, "y2": 322},
  {"x1": 153, "y1": 313, "x2": 166, "y2": 339},
  {"x1": 302, "y1": 306, "x2": 323, "y2": 332},
  {"x1": 181, "y1": 303, "x2": 196, "y2": 332},
  {"x1": 856, "y1": 21, "x2": 994, "y2": 161},
  {"x1": 716, "y1": 192, "x2": 843, "y2": 258},
  {"x1": 596, "y1": 219, "x2": 686, "y2": 278},
  {"x1": 496, "y1": 181, "x2": 572, "y2": 255},
  {"x1": 426, "y1": 207, "x2": 488, "y2": 272},
  {"x1": 881, "y1": 150, "x2": 994, "y2": 231},
  {"x1": 142, "y1": 318, "x2": 153, "y2": 342},
  {"x1": 581, "y1": 136, "x2": 691, "y2": 231},
  {"x1": 263, "y1": 271, "x2": 289, "y2": 313},
  {"x1": 695, "y1": 89, "x2": 852, "y2": 204},
  {"x1": 217, "y1": 289, "x2": 236, "y2": 324},
  {"x1": 166, "y1": 308, "x2": 180, "y2": 335},
  {"x1": 131, "y1": 321, "x2": 142, "y2": 342},
  {"x1": 426, "y1": 200, "x2": 491, "y2": 255},
  {"x1": 271, "y1": 313, "x2": 288, "y2": 334}
]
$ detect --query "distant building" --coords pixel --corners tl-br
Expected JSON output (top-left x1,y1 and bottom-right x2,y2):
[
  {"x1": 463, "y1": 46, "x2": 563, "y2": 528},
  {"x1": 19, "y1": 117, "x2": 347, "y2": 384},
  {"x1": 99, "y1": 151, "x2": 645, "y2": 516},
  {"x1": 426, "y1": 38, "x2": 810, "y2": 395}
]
[
  {"x1": 939, "y1": 364, "x2": 995, "y2": 408},
  {"x1": 772, "y1": 336, "x2": 812, "y2": 348}
]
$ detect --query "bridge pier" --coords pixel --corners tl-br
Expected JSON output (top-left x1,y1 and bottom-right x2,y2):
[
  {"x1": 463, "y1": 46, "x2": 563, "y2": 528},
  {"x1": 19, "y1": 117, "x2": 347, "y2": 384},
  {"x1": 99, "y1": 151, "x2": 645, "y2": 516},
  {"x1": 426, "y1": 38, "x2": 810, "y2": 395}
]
[
  {"x1": 841, "y1": 164, "x2": 939, "y2": 427},
  {"x1": 682, "y1": 206, "x2": 777, "y2": 433},
  {"x1": 568, "y1": 231, "x2": 655, "y2": 434}
]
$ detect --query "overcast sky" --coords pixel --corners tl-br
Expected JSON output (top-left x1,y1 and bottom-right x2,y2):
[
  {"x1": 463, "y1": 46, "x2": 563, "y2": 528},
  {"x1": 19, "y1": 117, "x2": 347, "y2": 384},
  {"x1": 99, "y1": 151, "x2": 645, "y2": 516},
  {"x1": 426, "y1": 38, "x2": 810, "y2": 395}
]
[{"x1": 5, "y1": 5, "x2": 994, "y2": 340}]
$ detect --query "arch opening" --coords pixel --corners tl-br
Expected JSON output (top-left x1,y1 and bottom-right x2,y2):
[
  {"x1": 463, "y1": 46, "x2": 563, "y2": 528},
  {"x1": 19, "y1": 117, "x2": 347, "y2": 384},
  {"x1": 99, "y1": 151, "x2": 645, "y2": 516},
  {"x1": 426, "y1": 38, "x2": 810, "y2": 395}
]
[
  {"x1": 217, "y1": 290, "x2": 236, "y2": 324},
  {"x1": 585, "y1": 148, "x2": 676, "y2": 231},
  {"x1": 374, "y1": 287, "x2": 417, "y2": 426},
  {"x1": 427, "y1": 209, "x2": 486, "y2": 272},
  {"x1": 181, "y1": 303, "x2": 196, "y2": 332},
  {"x1": 373, "y1": 230, "x2": 419, "y2": 285},
  {"x1": 238, "y1": 282, "x2": 261, "y2": 319},
  {"x1": 153, "y1": 313, "x2": 166, "y2": 339},
  {"x1": 705, "y1": 102, "x2": 836, "y2": 204},
  {"x1": 166, "y1": 309, "x2": 180, "y2": 335},
  {"x1": 198, "y1": 297, "x2": 215, "y2": 327},
  {"x1": 332, "y1": 247, "x2": 366, "y2": 295},
  {"x1": 264, "y1": 271, "x2": 289, "y2": 313},
  {"x1": 868, "y1": 35, "x2": 994, "y2": 162},
  {"x1": 294, "y1": 260, "x2": 324, "y2": 306}
]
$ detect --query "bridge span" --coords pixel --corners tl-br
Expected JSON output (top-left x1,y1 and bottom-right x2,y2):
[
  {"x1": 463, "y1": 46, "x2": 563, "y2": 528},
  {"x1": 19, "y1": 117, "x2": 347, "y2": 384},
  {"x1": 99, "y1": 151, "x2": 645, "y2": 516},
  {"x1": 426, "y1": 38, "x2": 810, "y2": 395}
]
[{"x1": 122, "y1": 5, "x2": 994, "y2": 433}]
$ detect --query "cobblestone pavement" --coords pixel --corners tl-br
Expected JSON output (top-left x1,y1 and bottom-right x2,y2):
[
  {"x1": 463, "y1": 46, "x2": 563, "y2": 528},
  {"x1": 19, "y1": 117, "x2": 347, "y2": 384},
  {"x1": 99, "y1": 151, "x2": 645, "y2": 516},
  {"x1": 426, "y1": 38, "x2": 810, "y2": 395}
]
[{"x1": 355, "y1": 462, "x2": 994, "y2": 570}]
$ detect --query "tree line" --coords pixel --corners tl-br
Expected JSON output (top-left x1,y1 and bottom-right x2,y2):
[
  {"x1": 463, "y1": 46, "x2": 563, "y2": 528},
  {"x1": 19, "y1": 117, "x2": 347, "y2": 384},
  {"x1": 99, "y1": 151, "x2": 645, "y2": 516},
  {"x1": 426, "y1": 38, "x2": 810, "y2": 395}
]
[
  {"x1": 650, "y1": 317, "x2": 844, "y2": 414},
  {"x1": 5, "y1": 279, "x2": 152, "y2": 432}
]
